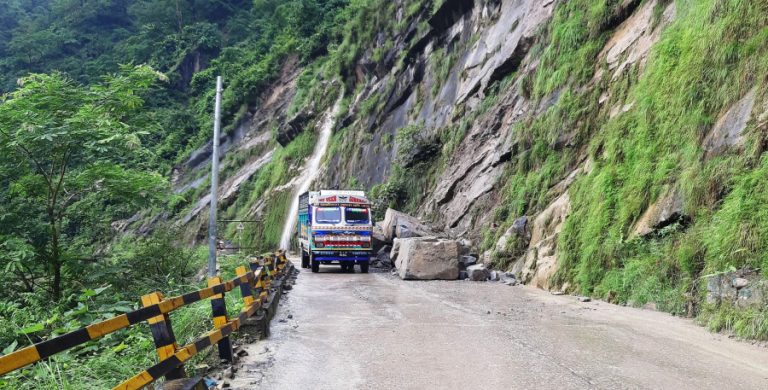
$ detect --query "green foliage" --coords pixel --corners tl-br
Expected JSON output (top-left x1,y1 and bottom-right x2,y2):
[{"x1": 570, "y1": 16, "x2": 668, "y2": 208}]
[
  {"x1": 699, "y1": 304, "x2": 768, "y2": 340},
  {"x1": 489, "y1": 0, "x2": 768, "y2": 338},
  {"x1": 531, "y1": 0, "x2": 617, "y2": 97},
  {"x1": 0, "y1": 65, "x2": 168, "y2": 300}
]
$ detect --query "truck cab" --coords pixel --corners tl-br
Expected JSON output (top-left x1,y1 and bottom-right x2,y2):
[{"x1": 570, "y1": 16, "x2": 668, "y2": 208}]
[{"x1": 297, "y1": 190, "x2": 373, "y2": 273}]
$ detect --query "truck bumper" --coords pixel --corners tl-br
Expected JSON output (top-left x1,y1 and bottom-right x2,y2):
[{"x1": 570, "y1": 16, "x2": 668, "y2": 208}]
[{"x1": 312, "y1": 250, "x2": 371, "y2": 262}]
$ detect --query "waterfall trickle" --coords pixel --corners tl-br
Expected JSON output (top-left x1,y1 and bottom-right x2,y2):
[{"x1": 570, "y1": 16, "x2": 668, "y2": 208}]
[{"x1": 278, "y1": 94, "x2": 343, "y2": 250}]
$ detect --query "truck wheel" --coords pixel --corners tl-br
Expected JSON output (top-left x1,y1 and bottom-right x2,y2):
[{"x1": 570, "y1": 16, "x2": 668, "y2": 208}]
[
  {"x1": 339, "y1": 263, "x2": 347, "y2": 272},
  {"x1": 360, "y1": 261, "x2": 369, "y2": 274},
  {"x1": 311, "y1": 254, "x2": 319, "y2": 273},
  {"x1": 301, "y1": 250, "x2": 309, "y2": 269},
  {"x1": 347, "y1": 263, "x2": 355, "y2": 273}
]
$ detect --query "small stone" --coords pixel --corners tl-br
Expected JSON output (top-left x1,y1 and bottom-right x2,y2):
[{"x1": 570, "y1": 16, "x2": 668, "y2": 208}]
[
  {"x1": 222, "y1": 381, "x2": 231, "y2": 388},
  {"x1": 577, "y1": 296, "x2": 591, "y2": 302},
  {"x1": 237, "y1": 349, "x2": 249, "y2": 357},
  {"x1": 489, "y1": 271, "x2": 500, "y2": 281},
  {"x1": 224, "y1": 367, "x2": 236, "y2": 379},
  {"x1": 551, "y1": 291, "x2": 565, "y2": 296},
  {"x1": 486, "y1": 310, "x2": 491, "y2": 314},
  {"x1": 460, "y1": 255, "x2": 478, "y2": 266},
  {"x1": 466, "y1": 264, "x2": 490, "y2": 281},
  {"x1": 732, "y1": 277, "x2": 749, "y2": 289},
  {"x1": 287, "y1": 314, "x2": 293, "y2": 319}
]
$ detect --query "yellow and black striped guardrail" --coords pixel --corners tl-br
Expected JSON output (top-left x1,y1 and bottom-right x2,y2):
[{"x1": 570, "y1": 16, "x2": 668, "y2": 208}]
[{"x1": 0, "y1": 251, "x2": 297, "y2": 389}]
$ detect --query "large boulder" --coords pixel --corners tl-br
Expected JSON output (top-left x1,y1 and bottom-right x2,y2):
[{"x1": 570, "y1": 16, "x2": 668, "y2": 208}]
[
  {"x1": 390, "y1": 238, "x2": 401, "y2": 264},
  {"x1": 372, "y1": 223, "x2": 388, "y2": 252},
  {"x1": 381, "y1": 208, "x2": 439, "y2": 241},
  {"x1": 395, "y1": 237, "x2": 460, "y2": 280}
]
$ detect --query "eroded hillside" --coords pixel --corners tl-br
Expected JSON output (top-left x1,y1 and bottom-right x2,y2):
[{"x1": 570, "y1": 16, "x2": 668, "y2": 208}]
[{"x1": 171, "y1": 0, "x2": 768, "y2": 338}]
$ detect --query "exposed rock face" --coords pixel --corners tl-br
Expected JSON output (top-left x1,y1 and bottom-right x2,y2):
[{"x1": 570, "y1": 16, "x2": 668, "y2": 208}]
[
  {"x1": 456, "y1": 0, "x2": 555, "y2": 104},
  {"x1": 598, "y1": 0, "x2": 676, "y2": 82},
  {"x1": 632, "y1": 186, "x2": 686, "y2": 237},
  {"x1": 513, "y1": 192, "x2": 571, "y2": 289},
  {"x1": 495, "y1": 216, "x2": 530, "y2": 253},
  {"x1": 277, "y1": 109, "x2": 315, "y2": 147},
  {"x1": 703, "y1": 88, "x2": 757, "y2": 157},
  {"x1": 395, "y1": 237, "x2": 460, "y2": 280}
]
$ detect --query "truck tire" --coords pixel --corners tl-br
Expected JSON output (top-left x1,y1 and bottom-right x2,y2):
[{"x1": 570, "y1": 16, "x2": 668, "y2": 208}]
[
  {"x1": 311, "y1": 254, "x2": 319, "y2": 273},
  {"x1": 360, "y1": 260, "x2": 369, "y2": 274},
  {"x1": 301, "y1": 250, "x2": 309, "y2": 269}
]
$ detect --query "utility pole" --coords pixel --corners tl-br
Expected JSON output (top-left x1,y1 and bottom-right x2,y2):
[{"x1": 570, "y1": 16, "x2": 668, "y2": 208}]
[{"x1": 208, "y1": 76, "x2": 223, "y2": 277}]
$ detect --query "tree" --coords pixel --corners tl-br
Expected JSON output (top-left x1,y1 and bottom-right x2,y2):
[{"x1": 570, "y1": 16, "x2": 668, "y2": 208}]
[{"x1": 0, "y1": 65, "x2": 169, "y2": 300}]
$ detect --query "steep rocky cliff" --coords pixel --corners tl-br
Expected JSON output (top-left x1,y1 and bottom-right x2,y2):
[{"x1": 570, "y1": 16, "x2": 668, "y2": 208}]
[{"x1": 173, "y1": 0, "x2": 768, "y2": 338}]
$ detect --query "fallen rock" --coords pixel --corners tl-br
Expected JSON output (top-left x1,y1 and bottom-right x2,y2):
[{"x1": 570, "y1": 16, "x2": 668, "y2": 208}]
[
  {"x1": 489, "y1": 270, "x2": 500, "y2": 281},
  {"x1": 372, "y1": 224, "x2": 388, "y2": 251},
  {"x1": 390, "y1": 239, "x2": 401, "y2": 264},
  {"x1": 466, "y1": 264, "x2": 490, "y2": 281},
  {"x1": 577, "y1": 296, "x2": 592, "y2": 303},
  {"x1": 395, "y1": 237, "x2": 460, "y2": 280},
  {"x1": 459, "y1": 255, "x2": 477, "y2": 267},
  {"x1": 732, "y1": 277, "x2": 749, "y2": 289},
  {"x1": 458, "y1": 270, "x2": 468, "y2": 280},
  {"x1": 382, "y1": 209, "x2": 439, "y2": 241},
  {"x1": 377, "y1": 245, "x2": 393, "y2": 267},
  {"x1": 706, "y1": 269, "x2": 766, "y2": 309}
]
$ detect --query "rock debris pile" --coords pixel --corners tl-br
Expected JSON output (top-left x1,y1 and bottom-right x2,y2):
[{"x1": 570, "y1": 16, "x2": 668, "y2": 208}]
[{"x1": 373, "y1": 208, "x2": 518, "y2": 285}]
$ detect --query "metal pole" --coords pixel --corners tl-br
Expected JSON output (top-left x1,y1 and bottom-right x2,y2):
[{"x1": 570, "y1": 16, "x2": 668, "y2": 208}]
[{"x1": 208, "y1": 76, "x2": 223, "y2": 277}]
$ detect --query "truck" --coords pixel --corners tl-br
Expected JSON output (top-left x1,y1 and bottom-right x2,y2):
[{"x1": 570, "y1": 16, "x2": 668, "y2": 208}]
[{"x1": 297, "y1": 190, "x2": 373, "y2": 273}]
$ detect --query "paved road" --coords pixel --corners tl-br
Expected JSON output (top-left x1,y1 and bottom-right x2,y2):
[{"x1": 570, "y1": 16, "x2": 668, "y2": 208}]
[{"x1": 229, "y1": 266, "x2": 768, "y2": 390}]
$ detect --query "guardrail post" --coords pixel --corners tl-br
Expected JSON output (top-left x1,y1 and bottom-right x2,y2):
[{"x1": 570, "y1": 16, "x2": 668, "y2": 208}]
[
  {"x1": 236, "y1": 266, "x2": 255, "y2": 307},
  {"x1": 207, "y1": 277, "x2": 234, "y2": 363},
  {"x1": 141, "y1": 292, "x2": 186, "y2": 380}
]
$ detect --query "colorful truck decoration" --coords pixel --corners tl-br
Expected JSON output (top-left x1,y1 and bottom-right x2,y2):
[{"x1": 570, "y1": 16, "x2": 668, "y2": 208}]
[{"x1": 297, "y1": 190, "x2": 373, "y2": 273}]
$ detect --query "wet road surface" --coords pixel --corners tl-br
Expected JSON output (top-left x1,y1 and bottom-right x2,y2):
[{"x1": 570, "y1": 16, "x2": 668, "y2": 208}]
[{"x1": 229, "y1": 265, "x2": 768, "y2": 389}]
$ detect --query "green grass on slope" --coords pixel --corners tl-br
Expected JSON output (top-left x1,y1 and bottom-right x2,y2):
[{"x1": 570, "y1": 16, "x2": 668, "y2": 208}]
[{"x1": 492, "y1": 0, "x2": 768, "y2": 338}]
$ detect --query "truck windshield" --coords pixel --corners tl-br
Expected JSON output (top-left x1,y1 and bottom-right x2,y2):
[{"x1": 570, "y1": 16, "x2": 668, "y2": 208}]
[
  {"x1": 345, "y1": 207, "x2": 370, "y2": 224},
  {"x1": 315, "y1": 207, "x2": 341, "y2": 224}
]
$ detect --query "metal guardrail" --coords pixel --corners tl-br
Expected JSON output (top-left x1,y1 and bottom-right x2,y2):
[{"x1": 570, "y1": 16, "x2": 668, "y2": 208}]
[{"x1": 0, "y1": 251, "x2": 297, "y2": 390}]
